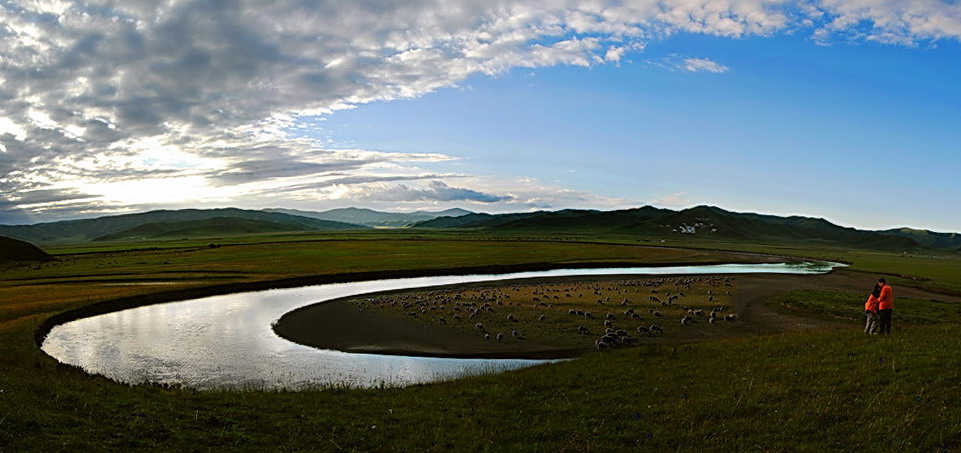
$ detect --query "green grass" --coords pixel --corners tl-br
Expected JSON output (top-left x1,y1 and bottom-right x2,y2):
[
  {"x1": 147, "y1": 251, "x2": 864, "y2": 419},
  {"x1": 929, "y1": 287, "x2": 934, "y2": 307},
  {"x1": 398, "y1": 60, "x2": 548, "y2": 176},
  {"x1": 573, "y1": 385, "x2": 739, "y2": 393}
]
[
  {"x1": 771, "y1": 289, "x2": 961, "y2": 324},
  {"x1": 2, "y1": 230, "x2": 961, "y2": 451},
  {"x1": 5, "y1": 324, "x2": 961, "y2": 451}
]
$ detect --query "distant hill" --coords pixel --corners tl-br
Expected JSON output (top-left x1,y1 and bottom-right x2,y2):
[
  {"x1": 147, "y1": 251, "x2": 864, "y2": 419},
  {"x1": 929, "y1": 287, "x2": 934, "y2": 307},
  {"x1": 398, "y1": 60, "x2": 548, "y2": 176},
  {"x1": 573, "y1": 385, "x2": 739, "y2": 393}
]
[
  {"x1": 0, "y1": 208, "x2": 365, "y2": 244},
  {"x1": 0, "y1": 236, "x2": 52, "y2": 264},
  {"x1": 93, "y1": 217, "x2": 325, "y2": 241},
  {"x1": 264, "y1": 207, "x2": 473, "y2": 227},
  {"x1": 879, "y1": 228, "x2": 961, "y2": 251},
  {"x1": 414, "y1": 205, "x2": 925, "y2": 251}
]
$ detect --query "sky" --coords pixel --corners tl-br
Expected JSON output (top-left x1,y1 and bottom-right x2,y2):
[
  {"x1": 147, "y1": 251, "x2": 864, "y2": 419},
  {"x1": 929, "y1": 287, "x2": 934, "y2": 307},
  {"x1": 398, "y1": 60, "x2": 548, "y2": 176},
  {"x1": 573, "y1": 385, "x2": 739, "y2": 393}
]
[{"x1": 1, "y1": 1, "x2": 960, "y2": 232}]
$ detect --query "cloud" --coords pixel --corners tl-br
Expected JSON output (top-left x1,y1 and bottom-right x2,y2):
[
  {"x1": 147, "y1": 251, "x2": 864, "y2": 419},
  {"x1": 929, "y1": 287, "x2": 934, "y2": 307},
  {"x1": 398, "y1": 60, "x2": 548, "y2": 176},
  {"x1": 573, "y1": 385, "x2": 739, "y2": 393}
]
[
  {"x1": 356, "y1": 181, "x2": 513, "y2": 204},
  {"x1": 653, "y1": 54, "x2": 731, "y2": 73},
  {"x1": 807, "y1": 1, "x2": 961, "y2": 46},
  {"x1": 2, "y1": 1, "x2": 960, "y2": 222},
  {"x1": 680, "y1": 57, "x2": 730, "y2": 73},
  {"x1": 651, "y1": 192, "x2": 693, "y2": 208}
]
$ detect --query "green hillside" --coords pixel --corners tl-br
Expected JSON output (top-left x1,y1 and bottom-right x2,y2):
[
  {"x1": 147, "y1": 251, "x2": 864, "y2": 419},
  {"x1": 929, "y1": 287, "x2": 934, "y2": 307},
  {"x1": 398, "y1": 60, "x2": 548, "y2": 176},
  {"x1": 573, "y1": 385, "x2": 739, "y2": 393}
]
[
  {"x1": 0, "y1": 236, "x2": 52, "y2": 264},
  {"x1": 0, "y1": 208, "x2": 365, "y2": 244},
  {"x1": 93, "y1": 217, "x2": 321, "y2": 241},
  {"x1": 880, "y1": 227, "x2": 961, "y2": 250}
]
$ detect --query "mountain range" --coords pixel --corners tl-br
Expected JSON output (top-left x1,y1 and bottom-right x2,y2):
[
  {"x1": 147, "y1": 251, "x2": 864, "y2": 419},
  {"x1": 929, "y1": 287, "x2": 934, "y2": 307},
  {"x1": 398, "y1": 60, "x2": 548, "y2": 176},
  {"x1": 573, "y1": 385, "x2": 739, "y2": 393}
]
[
  {"x1": 0, "y1": 207, "x2": 474, "y2": 244},
  {"x1": 0, "y1": 208, "x2": 363, "y2": 244},
  {"x1": 413, "y1": 205, "x2": 958, "y2": 251},
  {"x1": 0, "y1": 205, "x2": 958, "y2": 252}
]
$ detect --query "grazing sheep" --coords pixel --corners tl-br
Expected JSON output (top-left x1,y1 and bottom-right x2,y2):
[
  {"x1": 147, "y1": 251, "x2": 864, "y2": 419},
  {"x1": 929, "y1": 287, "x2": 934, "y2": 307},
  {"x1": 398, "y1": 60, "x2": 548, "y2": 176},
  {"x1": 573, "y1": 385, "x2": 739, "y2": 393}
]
[
  {"x1": 604, "y1": 319, "x2": 613, "y2": 328},
  {"x1": 475, "y1": 323, "x2": 485, "y2": 331},
  {"x1": 725, "y1": 314, "x2": 738, "y2": 322},
  {"x1": 652, "y1": 311, "x2": 662, "y2": 318},
  {"x1": 568, "y1": 309, "x2": 576, "y2": 315},
  {"x1": 708, "y1": 317, "x2": 716, "y2": 324},
  {"x1": 512, "y1": 329, "x2": 521, "y2": 338},
  {"x1": 596, "y1": 341, "x2": 609, "y2": 350},
  {"x1": 615, "y1": 329, "x2": 629, "y2": 337},
  {"x1": 496, "y1": 332, "x2": 504, "y2": 341},
  {"x1": 606, "y1": 313, "x2": 616, "y2": 320},
  {"x1": 507, "y1": 314, "x2": 516, "y2": 321},
  {"x1": 453, "y1": 314, "x2": 462, "y2": 322},
  {"x1": 680, "y1": 315, "x2": 692, "y2": 325},
  {"x1": 637, "y1": 326, "x2": 650, "y2": 334},
  {"x1": 484, "y1": 333, "x2": 491, "y2": 341},
  {"x1": 538, "y1": 314, "x2": 546, "y2": 322},
  {"x1": 578, "y1": 325, "x2": 590, "y2": 334},
  {"x1": 649, "y1": 324, "x2": 663, "y2": 333}
]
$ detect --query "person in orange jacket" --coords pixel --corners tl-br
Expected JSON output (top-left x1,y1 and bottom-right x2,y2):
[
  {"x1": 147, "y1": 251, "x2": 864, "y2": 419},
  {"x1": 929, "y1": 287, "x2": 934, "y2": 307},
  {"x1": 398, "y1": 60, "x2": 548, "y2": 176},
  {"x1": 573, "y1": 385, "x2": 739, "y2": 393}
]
[
  {"x1": 864, "y1": 284, "x2": 881, "y2": 334},
  {"x1": 876, "y1": 277, "x2": 894, "y2": 334}
]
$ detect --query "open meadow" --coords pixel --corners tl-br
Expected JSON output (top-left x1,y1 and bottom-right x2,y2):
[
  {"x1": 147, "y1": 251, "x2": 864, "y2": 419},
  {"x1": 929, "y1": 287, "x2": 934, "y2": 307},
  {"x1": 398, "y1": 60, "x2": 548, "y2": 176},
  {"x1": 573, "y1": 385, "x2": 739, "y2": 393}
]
[{"x1": 3, "y1": 230, "x2": 961, "y2": 451}]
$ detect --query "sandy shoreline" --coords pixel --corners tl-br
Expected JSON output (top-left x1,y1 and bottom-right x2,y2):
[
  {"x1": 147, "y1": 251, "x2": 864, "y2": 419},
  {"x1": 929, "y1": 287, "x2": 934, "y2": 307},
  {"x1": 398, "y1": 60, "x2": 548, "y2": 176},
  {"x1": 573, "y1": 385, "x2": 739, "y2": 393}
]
[{"x1": 272, "y1": 268, "x2": 961, "y2": 359}]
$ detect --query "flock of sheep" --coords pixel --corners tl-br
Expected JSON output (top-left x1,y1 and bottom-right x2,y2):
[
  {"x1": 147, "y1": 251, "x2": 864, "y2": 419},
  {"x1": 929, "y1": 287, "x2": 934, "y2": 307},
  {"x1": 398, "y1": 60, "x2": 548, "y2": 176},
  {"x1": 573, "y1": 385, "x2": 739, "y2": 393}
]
[{"x1": 354, "y1": 275, "x2": 738, "y2": 351}]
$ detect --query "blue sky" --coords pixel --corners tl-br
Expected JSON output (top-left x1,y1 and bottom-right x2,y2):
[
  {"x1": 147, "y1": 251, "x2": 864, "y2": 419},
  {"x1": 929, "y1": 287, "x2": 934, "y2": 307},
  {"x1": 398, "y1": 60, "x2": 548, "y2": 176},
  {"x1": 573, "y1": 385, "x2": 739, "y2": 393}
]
[
  {"x1": 305, "y1": 33, "x2": 961, "y2": 230},
  {"x1": 1, "y1": 1, "x2": 960, "y2": 232}
]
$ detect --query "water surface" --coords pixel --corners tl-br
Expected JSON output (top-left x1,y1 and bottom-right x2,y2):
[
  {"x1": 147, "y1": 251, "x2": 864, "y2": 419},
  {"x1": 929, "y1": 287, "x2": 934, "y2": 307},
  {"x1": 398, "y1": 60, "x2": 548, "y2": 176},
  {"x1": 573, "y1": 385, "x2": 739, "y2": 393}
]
[{"x1": 42, "y1": 262, "x2": 839, "y2": 390}]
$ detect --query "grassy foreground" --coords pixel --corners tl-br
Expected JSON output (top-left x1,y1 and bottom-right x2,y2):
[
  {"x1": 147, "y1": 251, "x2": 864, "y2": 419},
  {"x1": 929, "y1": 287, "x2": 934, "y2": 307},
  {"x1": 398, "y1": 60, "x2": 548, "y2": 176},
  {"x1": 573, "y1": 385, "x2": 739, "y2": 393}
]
[{"x1": 2, "y1": 231, "x2": 961, "y2": 451}]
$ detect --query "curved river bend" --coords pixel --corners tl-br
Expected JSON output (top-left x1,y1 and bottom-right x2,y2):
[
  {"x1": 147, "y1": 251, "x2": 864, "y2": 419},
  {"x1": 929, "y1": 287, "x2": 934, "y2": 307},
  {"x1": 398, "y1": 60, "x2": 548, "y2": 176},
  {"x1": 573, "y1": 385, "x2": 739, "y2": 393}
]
[{"x1": 42, "y1": 262, "x2": 839, "y2": 391}]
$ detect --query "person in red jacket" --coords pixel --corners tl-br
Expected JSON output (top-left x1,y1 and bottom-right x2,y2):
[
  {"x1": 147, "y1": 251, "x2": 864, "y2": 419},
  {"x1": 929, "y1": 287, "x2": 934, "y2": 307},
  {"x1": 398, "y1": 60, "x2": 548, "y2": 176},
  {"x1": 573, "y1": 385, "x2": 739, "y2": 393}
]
[
  {"x1": 864, "y1": 284, "x2": 881, "y2": 335},
  {"x1": 876, "y1": 278, "x2": 894, "y2": 334}
]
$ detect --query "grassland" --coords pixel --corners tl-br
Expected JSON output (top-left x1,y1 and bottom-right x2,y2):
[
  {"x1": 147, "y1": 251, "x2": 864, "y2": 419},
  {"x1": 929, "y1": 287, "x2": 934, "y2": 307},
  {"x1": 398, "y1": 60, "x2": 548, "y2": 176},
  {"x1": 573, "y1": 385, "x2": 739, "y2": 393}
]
[{"x1": 2, "y1": 230, "x2": 961, "y2": 451}]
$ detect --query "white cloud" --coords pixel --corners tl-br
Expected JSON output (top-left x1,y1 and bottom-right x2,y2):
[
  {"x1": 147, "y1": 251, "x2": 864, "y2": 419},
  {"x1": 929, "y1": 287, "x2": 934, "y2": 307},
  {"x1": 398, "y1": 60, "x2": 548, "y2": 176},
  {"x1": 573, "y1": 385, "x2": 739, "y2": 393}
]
[
  {"x1": 651, "y1": 192, "x2": 693, "y2": 208},
  {"x1": 1, "y1": 1, "x2": 960, "y2": 222},
  {"x1": 681, "y1": 57, "x2": 731, "y2": 73},
  {"x1": 653, "y1": 55, "x2": 730, "y2": 73},
  {"x1": 810, "y1": 0, "x2": 961, "y2": 45}
]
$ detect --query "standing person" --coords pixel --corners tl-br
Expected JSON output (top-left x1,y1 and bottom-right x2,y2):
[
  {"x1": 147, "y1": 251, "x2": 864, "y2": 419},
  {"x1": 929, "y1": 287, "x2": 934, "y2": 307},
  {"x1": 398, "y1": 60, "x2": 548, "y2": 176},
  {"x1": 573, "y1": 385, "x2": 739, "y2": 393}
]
[
  {"x1": 876, "y1": 278, "x2": 894, "y2": 334},
  {"x1": 864, "y1": 284, "x2": 881, "y2": 335}
]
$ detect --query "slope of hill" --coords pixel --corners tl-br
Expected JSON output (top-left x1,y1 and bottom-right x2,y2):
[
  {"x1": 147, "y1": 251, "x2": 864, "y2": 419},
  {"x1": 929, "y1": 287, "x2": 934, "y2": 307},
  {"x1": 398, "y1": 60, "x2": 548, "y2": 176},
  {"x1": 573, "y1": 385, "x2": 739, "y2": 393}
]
[
  {"x1": 0, "y1": 208, "x2": 365, "y2": 244},
  {"x1": 415, "y1": 205, "x2": 924, "y2": 251},
  {"x1": 265, "y1": 207, "x2": 472, "y2": 227},
  {"x1": 93, "y1": 217, "x2": 322, "y2": 241},
  {"x1": 879, "y1": 228, "x2": 961, "y2": 250},
  {"x1": 0, "y1": 236, "x2": 52, "y2": 264}
]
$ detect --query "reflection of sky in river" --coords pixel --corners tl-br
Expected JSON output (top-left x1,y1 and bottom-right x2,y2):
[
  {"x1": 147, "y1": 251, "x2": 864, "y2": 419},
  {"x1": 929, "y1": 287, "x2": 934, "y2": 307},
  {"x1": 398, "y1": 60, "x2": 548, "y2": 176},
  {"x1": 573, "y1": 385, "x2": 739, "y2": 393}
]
[{"x1": 42, "y1": 262, "x2": 841, "y2": 391}]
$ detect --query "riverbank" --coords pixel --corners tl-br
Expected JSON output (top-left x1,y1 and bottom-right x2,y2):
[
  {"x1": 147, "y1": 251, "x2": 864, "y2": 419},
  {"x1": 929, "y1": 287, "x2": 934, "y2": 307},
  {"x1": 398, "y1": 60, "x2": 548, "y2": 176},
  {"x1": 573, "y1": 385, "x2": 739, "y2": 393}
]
[
  {"x1": 33, "y1": 252, "x2": 787, "y2": 347},
  {"x1": 273, "y1": 267, "x2": 961, "y2": 359}
]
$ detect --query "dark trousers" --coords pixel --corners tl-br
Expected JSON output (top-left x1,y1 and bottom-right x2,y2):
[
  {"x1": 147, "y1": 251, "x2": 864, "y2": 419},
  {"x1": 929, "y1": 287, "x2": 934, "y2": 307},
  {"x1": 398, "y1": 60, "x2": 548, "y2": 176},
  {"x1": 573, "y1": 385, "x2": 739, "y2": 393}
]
[{"x1": 878, "y1": 309, "x2": 893, "y2": 334}]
